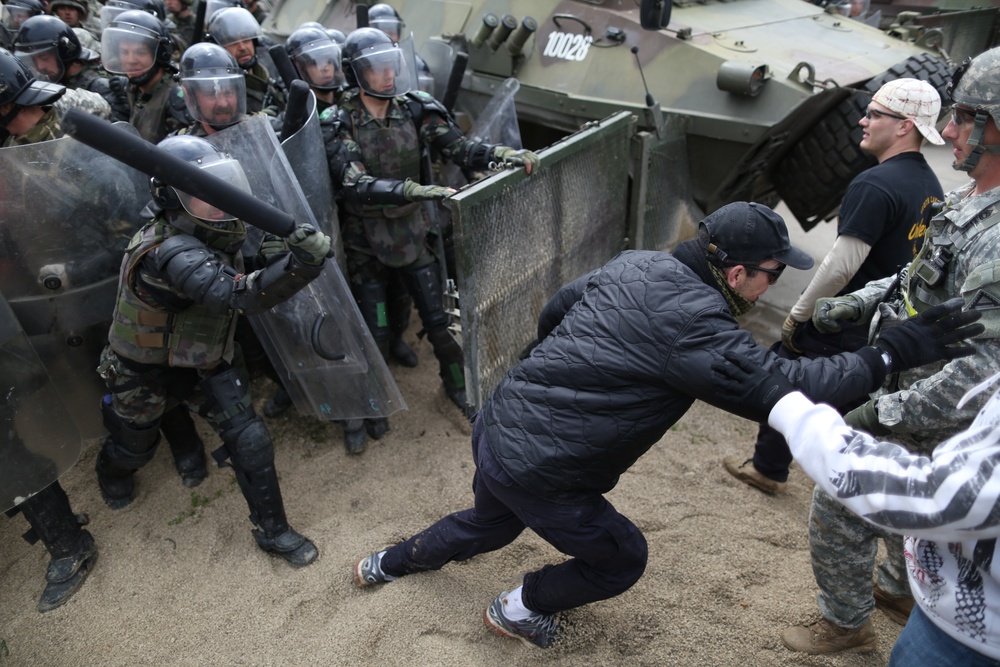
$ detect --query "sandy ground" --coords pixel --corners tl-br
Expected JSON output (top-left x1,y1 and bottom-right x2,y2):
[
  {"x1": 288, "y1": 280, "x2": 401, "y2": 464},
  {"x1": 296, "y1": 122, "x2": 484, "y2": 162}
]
[{"x1": 2, "y1": 143, "x2": 966, "y2": 666}]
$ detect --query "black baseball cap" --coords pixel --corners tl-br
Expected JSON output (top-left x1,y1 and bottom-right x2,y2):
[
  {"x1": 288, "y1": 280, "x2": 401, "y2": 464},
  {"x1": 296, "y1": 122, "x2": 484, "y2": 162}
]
[{"x1": 699, "y1": 202, "x2": 813, "y2": 270}]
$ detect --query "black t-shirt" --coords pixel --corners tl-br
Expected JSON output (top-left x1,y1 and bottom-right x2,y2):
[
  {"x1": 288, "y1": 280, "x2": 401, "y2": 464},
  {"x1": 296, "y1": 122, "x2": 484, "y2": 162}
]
[{"x1": 837, "y1": 151, "x2": 943, "y2": 295}]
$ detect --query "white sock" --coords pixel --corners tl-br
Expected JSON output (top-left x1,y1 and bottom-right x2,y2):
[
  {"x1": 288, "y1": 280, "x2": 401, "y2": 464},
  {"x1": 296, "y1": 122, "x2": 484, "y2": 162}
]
[{"x1": 501, "y1": 586, "x2": 536, "y2": 621}]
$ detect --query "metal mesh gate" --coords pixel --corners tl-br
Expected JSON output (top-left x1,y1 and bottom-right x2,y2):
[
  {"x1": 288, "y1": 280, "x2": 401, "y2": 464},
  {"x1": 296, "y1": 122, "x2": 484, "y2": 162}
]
[{"x1": 451, "y1": 110, "x2": 703, "y2": 409}]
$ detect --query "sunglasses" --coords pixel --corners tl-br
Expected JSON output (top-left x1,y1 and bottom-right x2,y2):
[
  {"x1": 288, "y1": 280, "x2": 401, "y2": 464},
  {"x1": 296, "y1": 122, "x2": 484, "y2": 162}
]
[
  {"x1": 748, "y1": 263, "x2": 785, "y2": 285},
  {"x1": 864, "y1": 107, "x2": 907, "y2": 122},
  {"x1": 951, "y1": 105, "x2": 977, "y2": 126}
]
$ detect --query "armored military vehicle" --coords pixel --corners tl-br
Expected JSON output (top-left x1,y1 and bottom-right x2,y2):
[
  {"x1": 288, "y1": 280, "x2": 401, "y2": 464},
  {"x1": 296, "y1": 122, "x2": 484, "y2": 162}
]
[{"x1": 263, "y1": 0, "x2": 957, "y2": 229}]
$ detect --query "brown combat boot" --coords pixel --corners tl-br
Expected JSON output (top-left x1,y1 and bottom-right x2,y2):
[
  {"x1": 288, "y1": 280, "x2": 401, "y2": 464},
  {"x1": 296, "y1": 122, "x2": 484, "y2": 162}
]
[
  {"x1": 781, "y1": 617, "x2": 876, "y2": 654},
  {"x1": 874, "y1": 586, "x2": 915, "y2": 626},
  {"x1": 723, "y1": 455, "x2": 787, "y2": 495}
]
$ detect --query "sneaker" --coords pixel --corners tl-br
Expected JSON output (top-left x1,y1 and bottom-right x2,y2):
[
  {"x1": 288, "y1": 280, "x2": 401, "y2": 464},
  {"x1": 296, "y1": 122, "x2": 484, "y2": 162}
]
[
  {"x1": 483, "y1": 591, "x2": 559, "y2": 649},
  {"x1": 723, "y1": 455, "x2": 787, "y2": 495},
  {"x1": 874, "y1": 586, "x2": 915, "y2": 626},
  {"x1": 354, "y1": 550, "x2": 393, "y2": 587},
  {"x1": 781, "y1": 617, "x2": 876, "y2": 654}
]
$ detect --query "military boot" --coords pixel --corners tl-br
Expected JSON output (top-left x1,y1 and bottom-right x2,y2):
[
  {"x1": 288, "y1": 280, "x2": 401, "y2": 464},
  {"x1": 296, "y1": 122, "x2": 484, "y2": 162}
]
[
  {"x1": 781, "y1": 617, "x2": 876, "y2": 654},
  {"x1": 94, "y1": 442, "x2": 136, "y2": 510},
  {"x1": 234, "y1": 465, "x2": 318, "y2": 568},
  {"x1": 161, "y1": 407, "x2": 208, "y2": 488},
  {"x1": 19, "y1": 483, "x2": 98, "y2": 612},
  {"x1": 343, "y1": 419, "x2": 368, "y2": 455}
]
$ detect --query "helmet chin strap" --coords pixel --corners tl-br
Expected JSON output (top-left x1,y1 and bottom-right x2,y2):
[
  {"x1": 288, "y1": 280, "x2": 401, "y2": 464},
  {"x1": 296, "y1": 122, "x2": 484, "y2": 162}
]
[
  {"x1": 128, "y1": 64, "x2": 158, "y2": 87},
  {"x1": 956, "y1": 110, "x2": 1000, "y2": 173}
]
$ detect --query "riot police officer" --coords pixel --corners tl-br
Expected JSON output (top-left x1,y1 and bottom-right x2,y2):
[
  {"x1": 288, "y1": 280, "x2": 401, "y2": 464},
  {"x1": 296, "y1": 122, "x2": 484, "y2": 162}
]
[
  {"x1": 328, "y1": 27, "x2": 538, "y2": 426},
  {"x1": 177, "y1": 41, "x2": 247, "y2": 135},
  {"x1": 101, "y1": 10, "x2": 189, "y2": 142},
  {"x1": 205, "y1": 7, "x2": 284, "y2": 116},
  {"x1": 94, "y1": 134, "x2": 332, "y2": 567},
  {"x1": 284, "y1": 25, "x2": 343, "y2": 114},
  {"x1": 0, "y1": 47, "x2": 101, "y2": 612},
  {"x1": 14, "y1": 15, "x2": 129, "y2": 120},
  {"x1": 0, "y1": 0, "x2": 43, "y2": 49}
]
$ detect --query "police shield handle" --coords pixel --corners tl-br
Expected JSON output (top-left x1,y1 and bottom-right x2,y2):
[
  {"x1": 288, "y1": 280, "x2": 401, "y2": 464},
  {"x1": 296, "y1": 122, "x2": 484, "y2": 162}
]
[{"x1": 61, "y1": 109, "x2": 297, "y2": 237}]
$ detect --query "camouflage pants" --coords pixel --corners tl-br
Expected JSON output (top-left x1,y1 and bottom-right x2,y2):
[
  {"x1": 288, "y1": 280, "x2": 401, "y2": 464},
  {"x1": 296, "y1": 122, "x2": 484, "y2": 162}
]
[
  {"x1": 809, "y1": 485, "x2": 911, "y2": 628},
  {"x1": 97, "y1": 345, "x2": 250, "y2": 432}
]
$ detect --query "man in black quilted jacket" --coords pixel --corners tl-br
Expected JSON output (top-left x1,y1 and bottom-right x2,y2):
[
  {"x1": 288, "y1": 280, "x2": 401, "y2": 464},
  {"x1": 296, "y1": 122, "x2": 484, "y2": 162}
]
[{"x1": 349, "y1": 202, "x2": 983, "y2": 649}]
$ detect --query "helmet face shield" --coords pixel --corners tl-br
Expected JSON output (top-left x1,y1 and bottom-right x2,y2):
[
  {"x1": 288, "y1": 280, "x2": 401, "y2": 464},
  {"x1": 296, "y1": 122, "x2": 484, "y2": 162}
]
[
  {"x1": 292, "y1": 40, "x2": 343, "y2": 90},
  {"x1": 101, "y1": 25, "x2": 157, "y2": 78},
  {"x1": 13, "y1": 45, "x2": 63, "y2": 82},
  {"x1": 99, "y1": 0, "x2": 142, "y2": 32},
  {"x1": 350, "y1": 43, "x2": 413, "y2": 98},
  {"x1": 369, "y1": 16, "x2": 402, "y2": 42},
  {"x1": 182, "y1": 70, "x2": 246, "y2": 126},
  {"x1": 173, "y1": 155, "x2": 251, "y2": 221},
  {"x1": 2, "y1": 5, "x2": 33, "y2": 29}
]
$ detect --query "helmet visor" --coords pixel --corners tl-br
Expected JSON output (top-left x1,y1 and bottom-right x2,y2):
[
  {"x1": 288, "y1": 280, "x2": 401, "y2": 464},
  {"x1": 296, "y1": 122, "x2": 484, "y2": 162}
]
[
  {"x1": 369, "y1": 16, "x2": 402, "y2": 42},
  {"x1": 2, "y1": 6, "x2": 33, "y2": 29},
  {"x1": 174, "y1": 155, "x2": 251, "y2": 221},
  {"x1": 293, "y1": 40, "x2": 344, "y2": 90},
  {"x1": 13, "y1": 45, "x2": 64, "y2": 83},
  {"x1": 99, "y1": 1, "x2": 141, "y2": 32},
  {"x1": 101, "y1": 25, "x2": 158, "y2": 77},
  {"x1": 351, "y1": 43, "x2": 413, "y2": 98},
  {"x1": 182, "y1": 71, "x2": 246, "y2": 126}
]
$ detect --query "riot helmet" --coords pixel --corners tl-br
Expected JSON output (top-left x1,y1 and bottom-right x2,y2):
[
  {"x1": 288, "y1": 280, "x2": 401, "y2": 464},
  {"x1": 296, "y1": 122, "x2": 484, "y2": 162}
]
[
  {"x1": 414, "y1": 53, "x2": 433, "y2": 94},
  {"x1": 368, "y1": 3, "x2": 403, "y2": 42},
  {"x1": 206, "y1": 6, "x2": 259, "y2": 69},
  {"x1": 150, "y1": 135, "x2": 252, "y2": 224},
  {"x1": 203, "y1": 0, "x2": 240, "y2": 24},
  {"x1": 48, "y1": 0, "x2": 87, "y2": 27},
  {"x1": 0, "y1": 47, "x2": 65, "y2": 128},
  {"x1": 179, "y1": 42, "x2": 246, "y2": 129},
  {"x1": 101, "y1": 10, "x2": 173, "y2": 86},
  {"x1": 2, "y1": 0, "x2": 44, "y2": 31},
  {"x1": 100, "y1": 0, "x2": 168, "y2": 34},
  {"x1": 325, "y1": 27, "x2": 346, "y2": 45},
  {"x1": 947, "y1": 46, "x2": 1000, "y2": 173},
  {"x1": 13, "y1": 15, "x2": 97, "y2": 83},
  {"x1": 342, "y1": 27, "x2": 413, "y2": 99},
  {"x1": 286, "y1": 26, "x2": 343, "y2": 91}
]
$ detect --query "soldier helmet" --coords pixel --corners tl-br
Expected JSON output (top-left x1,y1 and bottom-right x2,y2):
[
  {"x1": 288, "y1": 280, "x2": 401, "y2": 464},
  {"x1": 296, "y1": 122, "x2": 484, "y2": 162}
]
[
  {"x1": 48, "y1": 0, "x2": 88, "y2": 22},
  {"x1": 342, "y1": 26, "x2": 413, "y2": 99},
  {"x1": 101, "y1": 9, "x2": 173, "y2": 85},
  {"x1": 151, "y1": 135, "x2": 252, "y2": 222},
  {"x1": 367, "y1": 3, "x2": 403, "y2": 42},
  {"x1": 205, "y1": 6, "x2": 260, "y2": 68},
  {"x1": 179, "y1": 42, "x2": 246, "y2": 128},
  {"x1": 13, "y1": 15, "x2": 97, "y2": 83},
  {"x1": 286, "y1": 25, "x2": 343, "y2": 91},
  {"x1": 0, "y1": 47, "x2": 65, "y2": 128},
  {"x1": 326, "y1": 28, "x2": 346, "y2": 45},
  {"x1": 100, "y1": 0, "x2": 168, "y2": 34},
  {"x1": 2, "y1": 0, "x2": 44, "y2": 31},
  {"x1": 946, "y1": 46, "x2": 1000, "y2": 173},
  {"x1": 203, "y1": 0, "x2": 241, "y2": 24}
]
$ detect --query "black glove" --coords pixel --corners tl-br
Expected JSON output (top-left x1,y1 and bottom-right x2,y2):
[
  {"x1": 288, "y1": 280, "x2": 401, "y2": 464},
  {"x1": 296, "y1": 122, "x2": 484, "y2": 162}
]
[
  {"x1": 873, "y1": 297, "x2": 984, "y2": 374},
  {"x1": 710, "y1": 351, "x2": 797, "y2": 423}
]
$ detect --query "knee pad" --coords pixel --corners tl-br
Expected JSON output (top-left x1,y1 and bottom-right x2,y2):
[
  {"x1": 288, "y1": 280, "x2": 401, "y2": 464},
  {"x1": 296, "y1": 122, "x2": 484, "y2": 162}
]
[
  {"x1": 101, "y1": 398, "x2": 161, "y2": 469},
  {"x1": 224, "y1": 418, "x2": 275, "y2": 474}
]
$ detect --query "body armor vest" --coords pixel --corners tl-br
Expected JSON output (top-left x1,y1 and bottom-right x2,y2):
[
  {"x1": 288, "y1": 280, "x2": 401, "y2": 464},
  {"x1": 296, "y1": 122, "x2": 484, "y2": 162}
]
[
  {"x1": 344, "y1": 96, "x2": 425, "y2": 267},
  {"x1": 906, "y1": 190, "x2": 1000, "y2": 314},
  {"x1": 128, "y1": 75, "x2": 176, "y2": 144},
  {"x1": 108, "y1": 217, "x2": 243, "y2": 368}
]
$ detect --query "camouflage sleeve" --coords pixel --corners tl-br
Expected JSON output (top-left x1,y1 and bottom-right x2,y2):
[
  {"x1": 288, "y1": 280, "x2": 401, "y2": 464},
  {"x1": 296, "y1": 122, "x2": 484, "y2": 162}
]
[
  {"x1": 54, "y1": 88, "x2": 112, "y2": 121},
  {"x1": 422, "y1": 110, "x2": 496, "y2": 171},
  {"x1": 847, "y1": 274, "x2": 898, "y2": 313},
  {"x1": 333, "y1": 116, "x2": 409, "y2": 206}
]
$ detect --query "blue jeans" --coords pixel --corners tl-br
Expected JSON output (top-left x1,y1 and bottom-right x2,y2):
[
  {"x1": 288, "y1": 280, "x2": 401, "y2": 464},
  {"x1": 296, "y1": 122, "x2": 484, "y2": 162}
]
[{"x1": 889, "y1": 605, "x2": 1000, "y2": 667}]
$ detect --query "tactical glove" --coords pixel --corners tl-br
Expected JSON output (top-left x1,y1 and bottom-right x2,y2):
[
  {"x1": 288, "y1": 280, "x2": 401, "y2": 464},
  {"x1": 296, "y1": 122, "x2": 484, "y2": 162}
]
[
  {"x1": 781, "y1": 315, "x2": 804, "y2": 355},
  {"x1": 843, "y1": 400, "x2": 890, "y2": 436},
  {"x1": 710, "y1": 351, "x2": 797, "y2": 423},
  {"x1": 401, "y1": 178, "x2": 455, "y2": 202},
  {"x1": 286, "y1": 224, "x2": 332, "y2": 265},
  {"x1": 258, "y1": 233, "x2": 287, "y2": 265},
  {"x1": 812, "y1": 295, "x2": 865, "y2": 333},
  {"x1": 493, "y1": 146, "x2": 540, "y2": 175},
  {"x1": 873, "y1": 297, "x2": 984, "y2": 374}
]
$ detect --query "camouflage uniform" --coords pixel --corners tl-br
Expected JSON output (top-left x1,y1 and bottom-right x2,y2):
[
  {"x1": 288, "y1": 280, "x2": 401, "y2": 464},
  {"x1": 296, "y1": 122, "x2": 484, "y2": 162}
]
[
  {"x1": 64, "y1": 62, "x2": 130, "y2": 122},
  {"x1": 2, "y1": 87, "x2": 110, "y2": 147},
  {"x1": 244, "y1": 59, "x2": 285, "y2": 116},
  {"x1": 127, "y1": 74, "x2": 190, "y2": 143},
  {"x1": 168, "y1": 11, "x2": 196, "y2": 52},
  {"x1": 329, "y1": 88, "x2": 503, "y2": 410},
  {"x1": 809, "y1": 181, "x2": 1000, "y2": 629}
]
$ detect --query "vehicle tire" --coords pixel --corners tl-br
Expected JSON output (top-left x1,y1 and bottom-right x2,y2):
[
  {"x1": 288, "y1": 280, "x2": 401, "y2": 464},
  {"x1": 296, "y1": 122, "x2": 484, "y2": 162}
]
[{"x1": 773, "y1": 53, "x2": 953, "y2": 230}]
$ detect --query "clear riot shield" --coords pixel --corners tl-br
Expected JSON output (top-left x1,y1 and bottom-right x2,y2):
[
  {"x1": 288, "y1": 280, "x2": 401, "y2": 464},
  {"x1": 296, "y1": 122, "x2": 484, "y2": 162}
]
[
  {"x1": 204, "y1": 115, "x2": 406, "y2": 421},
  {"x1": 278, "y1": 91, "x2": 346, "y2": 275},
  {"x1": 0, "y1": 292, "x2": 83, "y2": 513},
  {"x1": 0, "y1": 126, "x2": 149, "y2": 437},
  {"x1": 443, "y1": 76, "x2": 522, "y2": 189}
]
